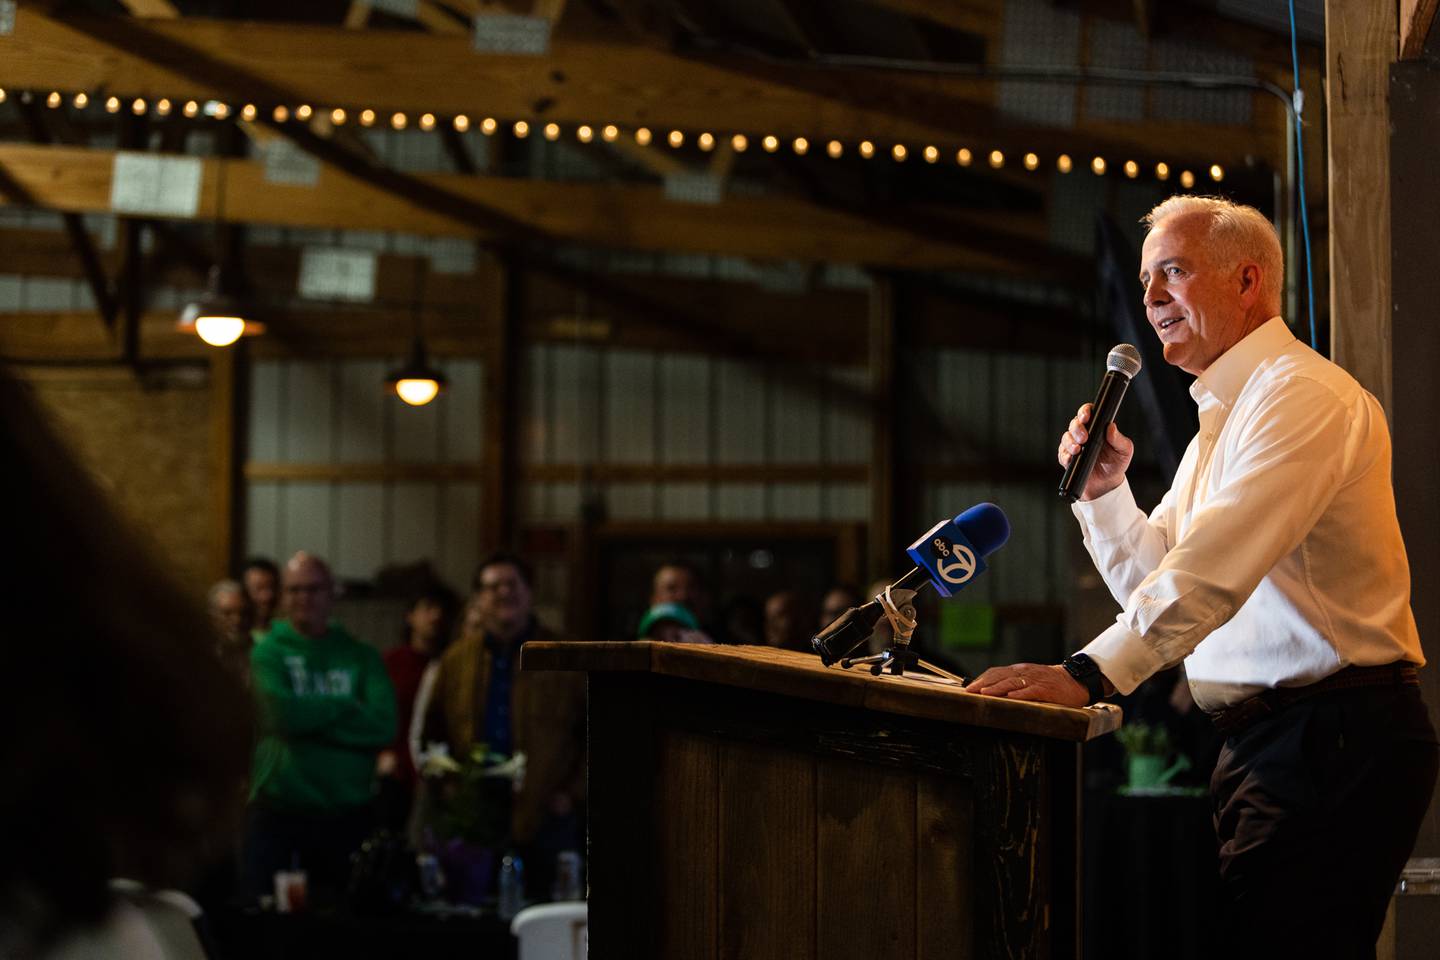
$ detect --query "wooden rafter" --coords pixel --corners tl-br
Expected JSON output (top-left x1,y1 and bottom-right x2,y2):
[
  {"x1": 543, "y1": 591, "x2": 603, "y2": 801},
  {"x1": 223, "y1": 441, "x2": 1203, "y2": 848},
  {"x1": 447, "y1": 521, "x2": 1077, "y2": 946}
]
[
  {"x1": 0, "y1": 143, "x2": 1076, "y2": 275},
  {"x1": 0, "y1": 8, "x2": 1281, "y2": 171}
]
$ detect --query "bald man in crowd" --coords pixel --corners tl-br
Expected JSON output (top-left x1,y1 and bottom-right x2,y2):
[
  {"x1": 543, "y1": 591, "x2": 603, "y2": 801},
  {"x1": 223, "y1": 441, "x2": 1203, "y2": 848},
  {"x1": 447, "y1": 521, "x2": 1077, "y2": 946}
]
[{"x1": 242, "y1": 552, "x2": 396, "y2": 902}]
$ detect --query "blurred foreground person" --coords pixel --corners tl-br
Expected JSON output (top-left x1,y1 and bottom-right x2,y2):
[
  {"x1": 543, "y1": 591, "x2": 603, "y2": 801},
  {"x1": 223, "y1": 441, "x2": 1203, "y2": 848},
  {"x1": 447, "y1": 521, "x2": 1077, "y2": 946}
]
[{"x1": 0, "y1": 372, "x2": 253, "y2": 956}]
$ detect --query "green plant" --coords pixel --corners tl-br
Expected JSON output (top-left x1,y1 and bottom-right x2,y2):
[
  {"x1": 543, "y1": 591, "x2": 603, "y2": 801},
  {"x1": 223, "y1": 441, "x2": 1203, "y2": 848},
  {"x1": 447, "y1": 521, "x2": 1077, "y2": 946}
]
[
  {"x1": 421, "y1": 743, "x2": 524, "y2": 847},
  {"x1": 1115, "y1": 722, "x2": 1174, "y2": 757}
]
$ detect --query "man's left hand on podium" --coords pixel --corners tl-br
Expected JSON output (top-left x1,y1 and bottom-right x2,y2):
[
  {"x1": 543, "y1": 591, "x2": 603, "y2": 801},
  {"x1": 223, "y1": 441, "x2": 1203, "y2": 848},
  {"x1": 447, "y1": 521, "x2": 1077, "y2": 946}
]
[{"x1": 966, "y1": 663, "x2": 1089, "y2": 707}]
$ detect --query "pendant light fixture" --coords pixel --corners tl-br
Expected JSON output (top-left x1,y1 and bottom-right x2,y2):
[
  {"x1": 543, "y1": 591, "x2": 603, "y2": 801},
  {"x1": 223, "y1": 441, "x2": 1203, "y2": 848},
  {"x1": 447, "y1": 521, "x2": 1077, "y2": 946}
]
[
  {"x1": 178, "y1": 264, "x2": 264, "y2": 347},
  {"x1": 386, "y1": 262, "x2": 445, "y2": 406},
  {"x1": 178, "y1": 144, "x2": 262, "y2": 347}
]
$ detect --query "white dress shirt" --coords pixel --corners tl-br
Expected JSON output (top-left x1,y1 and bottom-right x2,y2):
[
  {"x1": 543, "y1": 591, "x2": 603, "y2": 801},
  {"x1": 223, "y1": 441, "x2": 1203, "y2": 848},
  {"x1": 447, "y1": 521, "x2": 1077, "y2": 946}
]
[{"x1": 1073, "y1": 317, "x2": 1423, "y2": 711}]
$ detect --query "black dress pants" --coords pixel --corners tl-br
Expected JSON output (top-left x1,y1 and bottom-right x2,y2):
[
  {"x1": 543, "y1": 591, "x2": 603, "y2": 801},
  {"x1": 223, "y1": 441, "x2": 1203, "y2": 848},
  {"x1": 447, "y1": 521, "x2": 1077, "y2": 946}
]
[{"x1": 1210, "y1": 686, "x2": 1438, "y2": 959}]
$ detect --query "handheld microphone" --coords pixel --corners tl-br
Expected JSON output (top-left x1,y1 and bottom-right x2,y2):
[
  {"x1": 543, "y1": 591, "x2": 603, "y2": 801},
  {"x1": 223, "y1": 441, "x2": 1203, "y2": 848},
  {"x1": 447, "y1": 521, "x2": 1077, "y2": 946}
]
[
  {"x1": 1058, "y1": 344, "x2": 1143, "y2": 503},
  {"x1": 812, "y1": 503, "x2": 1010, "y2": 665}
]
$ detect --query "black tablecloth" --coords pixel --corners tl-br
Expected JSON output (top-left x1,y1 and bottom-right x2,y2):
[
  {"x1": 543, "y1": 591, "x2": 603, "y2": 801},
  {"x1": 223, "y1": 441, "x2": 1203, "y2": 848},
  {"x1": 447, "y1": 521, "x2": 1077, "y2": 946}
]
[{"x1": 207, "y1": 905, "x2": 517, "y2": 960}]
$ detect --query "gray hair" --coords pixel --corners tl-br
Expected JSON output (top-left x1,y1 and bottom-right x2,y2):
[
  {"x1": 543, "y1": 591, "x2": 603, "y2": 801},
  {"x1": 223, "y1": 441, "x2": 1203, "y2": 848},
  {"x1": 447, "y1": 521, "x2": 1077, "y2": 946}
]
[
  {"x1": 1143, "y1": 196, "x2": 1283, "y2": 311},
  {"x1": 208, "y1": 579, "x2": 245, "y2": 607}
]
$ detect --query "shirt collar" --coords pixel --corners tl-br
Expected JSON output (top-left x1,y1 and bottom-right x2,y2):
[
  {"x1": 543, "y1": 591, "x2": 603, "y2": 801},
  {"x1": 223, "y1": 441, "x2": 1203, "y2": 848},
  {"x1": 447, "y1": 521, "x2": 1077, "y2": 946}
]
[{"x1": 1189, "y1": 316, "x2": 1294, "y2": 409}]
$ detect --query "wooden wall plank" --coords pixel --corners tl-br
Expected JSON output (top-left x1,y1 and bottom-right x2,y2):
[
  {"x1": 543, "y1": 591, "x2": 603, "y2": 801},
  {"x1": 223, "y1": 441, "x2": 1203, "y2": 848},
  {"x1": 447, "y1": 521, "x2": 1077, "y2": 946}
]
[
  {"x1": 714, "y1": 359, "x2": 767, "y2": 464},
  {"x1": 916, "y1": 774, "x2": 974, "y2": 960},
  {"x1": 603, "y1": 350, "x2": 657, "y2": 464},
  {"x1": 816, "y1": 759, "x2": 916, "y2": 959},
  {"x1": 718, "y1": 740, "x2": 816, "y2": 960},
  {"x1": 656, "y1": 730, "x2": 720, "y2": 960}
]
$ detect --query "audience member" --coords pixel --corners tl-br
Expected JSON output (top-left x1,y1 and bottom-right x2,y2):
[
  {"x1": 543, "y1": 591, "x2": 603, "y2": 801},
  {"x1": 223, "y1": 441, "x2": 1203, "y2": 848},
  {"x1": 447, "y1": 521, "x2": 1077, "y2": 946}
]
[
  {"x1": 638, "y1": 602, "x2": 713, "y2": 644},
  {"x1": 0, "y1": 372, "x2": 252, "y2": 956},
  {"x1": 420, "y1": 553, "x2": 586, "y2": 894},
  {"x1": 208, "y1": 578, "x2": 254, "y2": 683},
  {"x1": 818, "y1": 583, "x2": 862, "y2": 632},
  {"x1": 718, "y1": 595, "x2": 764, "y2": 646},
  {"x1": 243, "y1": 552, "x2": 397, "y2": 902},
  {"x1": 763, "y1": 589, "x2": 812, "y2": 652},
  {"x1": 377, "y1": 584, "x2": 457, "y2": 831},
  {"x1": 241, "y1": 557, "x2": 281, "y2": 641}
]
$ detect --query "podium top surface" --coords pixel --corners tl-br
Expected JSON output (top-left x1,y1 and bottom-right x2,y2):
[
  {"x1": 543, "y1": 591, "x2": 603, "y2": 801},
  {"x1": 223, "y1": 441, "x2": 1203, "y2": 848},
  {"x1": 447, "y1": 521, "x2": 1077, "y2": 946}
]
[{"x1": 522, "y1": 641, "x2": 1120, "y2": 742}]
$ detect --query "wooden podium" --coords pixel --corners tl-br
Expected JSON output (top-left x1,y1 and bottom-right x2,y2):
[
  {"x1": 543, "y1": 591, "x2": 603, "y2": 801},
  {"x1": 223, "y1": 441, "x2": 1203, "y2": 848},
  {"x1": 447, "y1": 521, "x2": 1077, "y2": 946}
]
[{"x1": 522, "y1": 641, "x2": 1120, "y2": 960}]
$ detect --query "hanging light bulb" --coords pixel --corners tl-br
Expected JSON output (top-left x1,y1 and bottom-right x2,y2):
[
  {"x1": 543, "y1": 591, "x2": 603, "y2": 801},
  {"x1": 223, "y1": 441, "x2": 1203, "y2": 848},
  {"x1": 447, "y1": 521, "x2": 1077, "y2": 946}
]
[
  {"x1": 923, "y1": 145, "x2": 939, "y2": 163},
  {"x1": 421, "y1": 113, "x2": 437, "y2": 131},
  {"x1": 762, "y1": 135, "x2": 779, "y2": 152},
  {"x1": 577, "y1": 124, "x2": 594, "y2": 143},
  {"x1": 482, "y1": 117, "x2": 498, "y2": 135},
  {"x1": 1024, "y1": 152, "x2": 1040, "y2": 171},
  {"x1": 386, "y1": 337, "x2": 446, "y2": 406},
  {"x1": 859, "y1": 140, "x2": 875, "y2": 159},
  {"x1": 156, "y1": 98, "x2": 173, "y2": 117},
  {"x1": 295, "y1": 104, "x2": 313, "y2": 121},
  {"x1": 543, "y1": 121, "x2": 560, "y2": 140},
  {"x1": 1057, "y1": 153, "x2": 1073, "y2": 173},
  {"x1": 360, "y1": 108, "x2": 376, "y2": 127},
  {"x1": 182, "y1": 100, "x2": 199, "y2": 117},
  {"x1": 827, "y1": 140, "x2": 843, "y2": 159},
  {"x1": 46, "y1": 91, "x2": 62, "y2": 109},
  {"x1": 273, "y1": 105, "x2": 290, "y2": 123},
  {"x1": 602, "y1": 124, "x2": 619, "y2": 142},
  {"x1": 1209, "y1": 164, "x2": 1225, "y2": 182},
  {"x1": 1155, "y1": 162, "x2": 1171, "y2": 181},
  {"x1": 731, "y1": 133, "x2": 748, "y2": 152},
  {"x1": 1091, "y1": 156, "x2": 1107, "y2": 175},
  {"x1": 73, "y1": 92, "x2": 89, "y2": 109},
  {"x1": 178, "y1": 266, "x2": 263, "y2": 347},
  {"x1": 393, "y1": 112, "x2": 409, "y2": 130},
  {"x1": 667, "y1": 129, "x2": 684, "y2": 148},
  {"x1": 697, "y1": 132, "x2": 714, "y2": 151},
  {"x1": 454, "y1": 114, "x2": 470, "y2": 132},
  {"x1": 634, "y1": 126, "x2": 651, "y2": 145},
  {"x1": 240, "y1": 103, "x2": 257, "y2": 121},
  {"x1": 988, "y1": 150, "x2": 1004, "y2": 169},
  {"x1": 1124, "y1": 160, "x2": 1139, "y2": 179},
  {"x1": 793, "y1": 136, "x2": 809, "y2": 155},
  {"x1": 1180, "y1": 169, "x2": 1196, "y2": 188},
  {"x1": 331, "y1": 107, "x2": 348, "y2": 125},
  {"x1": 131, "y1": 98, "x2": 147, "y2": 115},
  {"x1": 891, "y1": 144, "x2": 907, "y2": 162},
  {"x1": 956, "y1": 147, "x2": 971, "y2": 166}
]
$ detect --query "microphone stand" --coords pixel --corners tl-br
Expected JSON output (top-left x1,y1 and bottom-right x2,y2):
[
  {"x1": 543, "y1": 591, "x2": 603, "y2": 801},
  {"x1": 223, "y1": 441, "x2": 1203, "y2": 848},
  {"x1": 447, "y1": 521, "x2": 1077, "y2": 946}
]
[{"x1": 812, "y1": 575, "x2": 965, "y2": 682}]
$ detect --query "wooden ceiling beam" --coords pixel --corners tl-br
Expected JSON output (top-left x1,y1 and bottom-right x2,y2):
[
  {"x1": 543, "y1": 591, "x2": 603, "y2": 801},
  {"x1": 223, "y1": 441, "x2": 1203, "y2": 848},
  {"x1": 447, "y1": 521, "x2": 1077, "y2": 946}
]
[
  {"x1": 0, "y1": 8, "x2": 1279, "y2": 171},
  {"x1": 0, "y1": 143, "x2": 1072, "y2": 275}
]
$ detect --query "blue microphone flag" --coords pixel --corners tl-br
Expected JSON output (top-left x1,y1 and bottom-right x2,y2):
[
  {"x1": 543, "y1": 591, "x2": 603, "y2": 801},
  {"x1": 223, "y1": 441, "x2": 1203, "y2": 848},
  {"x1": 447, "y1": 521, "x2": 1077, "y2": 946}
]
[{"x1": 905, "y1": 503, "x2": 1010, "y2": 598}]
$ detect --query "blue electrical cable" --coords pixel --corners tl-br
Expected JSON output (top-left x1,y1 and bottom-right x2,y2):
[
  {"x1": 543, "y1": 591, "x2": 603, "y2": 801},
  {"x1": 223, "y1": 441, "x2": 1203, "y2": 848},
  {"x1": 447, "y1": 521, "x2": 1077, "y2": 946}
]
[{"x1": 1288, "y1": 0, "x2": 1319, "y2": 352}]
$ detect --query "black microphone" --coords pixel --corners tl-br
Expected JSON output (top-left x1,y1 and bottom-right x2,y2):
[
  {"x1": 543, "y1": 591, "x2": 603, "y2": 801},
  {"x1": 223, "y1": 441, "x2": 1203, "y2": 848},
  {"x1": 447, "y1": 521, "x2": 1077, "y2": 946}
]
[{"x1": 1059, "y1": 344, "x2": 1143, "y2": 503}]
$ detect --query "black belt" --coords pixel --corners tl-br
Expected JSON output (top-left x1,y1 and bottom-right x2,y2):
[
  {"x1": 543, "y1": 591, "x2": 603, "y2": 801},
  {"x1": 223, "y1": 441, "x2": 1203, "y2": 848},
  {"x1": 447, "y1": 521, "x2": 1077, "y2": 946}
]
[{"x1": 1209, "y1": 663, "x2": 1420, "y2": 737}]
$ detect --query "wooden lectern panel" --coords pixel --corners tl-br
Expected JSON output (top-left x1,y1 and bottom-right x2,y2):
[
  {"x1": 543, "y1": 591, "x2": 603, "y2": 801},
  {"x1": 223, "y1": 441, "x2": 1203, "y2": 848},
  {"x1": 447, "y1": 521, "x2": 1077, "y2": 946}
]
[{"x1": 527, "y1": 642, "x2": 1118, "y2": 960}]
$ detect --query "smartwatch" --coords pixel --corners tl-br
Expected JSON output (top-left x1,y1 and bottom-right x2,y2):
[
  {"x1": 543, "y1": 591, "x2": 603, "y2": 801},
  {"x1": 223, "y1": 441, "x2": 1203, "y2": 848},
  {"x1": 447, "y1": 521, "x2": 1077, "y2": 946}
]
[{"x1": 1061, "y1": 653, "x2": 1108, "y2": 704}]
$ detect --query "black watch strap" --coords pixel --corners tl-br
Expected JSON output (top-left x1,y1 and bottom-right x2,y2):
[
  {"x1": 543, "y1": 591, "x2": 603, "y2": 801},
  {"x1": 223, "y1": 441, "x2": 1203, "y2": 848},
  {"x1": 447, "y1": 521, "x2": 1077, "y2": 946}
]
[{"x1": 1061, "y1": 653, "x2": 1107, "y2": 704}]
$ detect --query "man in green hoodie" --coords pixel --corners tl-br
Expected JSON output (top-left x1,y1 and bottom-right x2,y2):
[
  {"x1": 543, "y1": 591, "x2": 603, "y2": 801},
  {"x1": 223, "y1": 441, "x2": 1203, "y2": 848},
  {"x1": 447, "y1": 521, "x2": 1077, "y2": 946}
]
[{"x1": 241, "y1": 552, "x2": 397, "y2": 902}]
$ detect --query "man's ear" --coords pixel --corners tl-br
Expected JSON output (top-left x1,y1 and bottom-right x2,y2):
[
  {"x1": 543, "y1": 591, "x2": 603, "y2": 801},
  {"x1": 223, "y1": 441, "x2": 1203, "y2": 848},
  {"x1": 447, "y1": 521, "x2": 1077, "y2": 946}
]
[{"x1": 1237, "y1": 261, "x2": 1262, "y2": 301}]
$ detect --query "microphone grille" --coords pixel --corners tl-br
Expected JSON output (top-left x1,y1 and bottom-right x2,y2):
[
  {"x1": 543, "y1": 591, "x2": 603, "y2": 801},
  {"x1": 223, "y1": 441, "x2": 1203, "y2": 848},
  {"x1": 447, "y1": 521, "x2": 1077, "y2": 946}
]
[{"x1": 1106, "y1": 343, "x2": 1142, "y2": 379}]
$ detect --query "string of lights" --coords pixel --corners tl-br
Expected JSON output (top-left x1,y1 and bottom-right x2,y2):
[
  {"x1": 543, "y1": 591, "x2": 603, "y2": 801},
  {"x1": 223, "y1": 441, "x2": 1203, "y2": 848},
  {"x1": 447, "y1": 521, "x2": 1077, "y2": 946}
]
[{"x1": 0, "y1": 85, "x2": 1227, "y2": 186}]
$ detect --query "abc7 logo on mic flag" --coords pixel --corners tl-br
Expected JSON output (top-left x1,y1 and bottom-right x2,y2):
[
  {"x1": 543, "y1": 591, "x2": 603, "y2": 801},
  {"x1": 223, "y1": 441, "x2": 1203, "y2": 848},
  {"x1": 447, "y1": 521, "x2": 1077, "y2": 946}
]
[{"x1": 930, "y1": 535, "x2": 977, "y2": 586}]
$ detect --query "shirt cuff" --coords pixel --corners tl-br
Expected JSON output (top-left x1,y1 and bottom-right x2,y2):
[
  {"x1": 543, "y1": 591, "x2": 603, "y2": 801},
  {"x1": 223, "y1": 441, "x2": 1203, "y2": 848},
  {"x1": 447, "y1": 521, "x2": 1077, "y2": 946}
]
[
  {"x1": 1079, "y1": 618, "x2": 1168, "y2": 696},
  {"x1": 1069, "y1": 478, "x2": 1139, "y2": 537}
]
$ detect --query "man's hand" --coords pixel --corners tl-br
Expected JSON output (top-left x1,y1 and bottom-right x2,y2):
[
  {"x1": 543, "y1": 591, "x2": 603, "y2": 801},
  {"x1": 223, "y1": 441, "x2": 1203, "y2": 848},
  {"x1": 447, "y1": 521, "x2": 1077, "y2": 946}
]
[
  {"x1": 967, "y1": 663, "x2": 1090, "y2": 707},
  {"x1": 1058, "y1": 403, "x2": 1135, "y2": 501}
]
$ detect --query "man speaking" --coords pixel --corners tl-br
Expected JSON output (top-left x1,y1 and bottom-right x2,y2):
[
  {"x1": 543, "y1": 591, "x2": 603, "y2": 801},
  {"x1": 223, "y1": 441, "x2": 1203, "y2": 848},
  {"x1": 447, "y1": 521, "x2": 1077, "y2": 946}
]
[{"x1": 969, "y1": 196, "x2": 1437, "y2": 957}]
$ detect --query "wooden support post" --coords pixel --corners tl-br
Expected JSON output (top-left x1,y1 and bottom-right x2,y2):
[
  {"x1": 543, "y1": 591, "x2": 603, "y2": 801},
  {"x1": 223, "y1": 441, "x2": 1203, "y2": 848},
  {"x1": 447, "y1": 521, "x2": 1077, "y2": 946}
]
[
  {"x1": 868, "y1": 274, "x2": 897, "y2": 582},
  {"x1": 1326, "y1": 0, "x2": 1395, "y2": 413}
]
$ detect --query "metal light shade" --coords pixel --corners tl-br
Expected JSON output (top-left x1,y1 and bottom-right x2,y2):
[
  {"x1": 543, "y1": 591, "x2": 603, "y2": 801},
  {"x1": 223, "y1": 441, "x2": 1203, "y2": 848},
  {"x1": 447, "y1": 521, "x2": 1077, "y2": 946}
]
[
  {"x1": 178, "y1": 268, "x2": 263, "y2": 346},
  {"x1": 387, "y1": 336, "x2": 446, "y2": 406}
]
